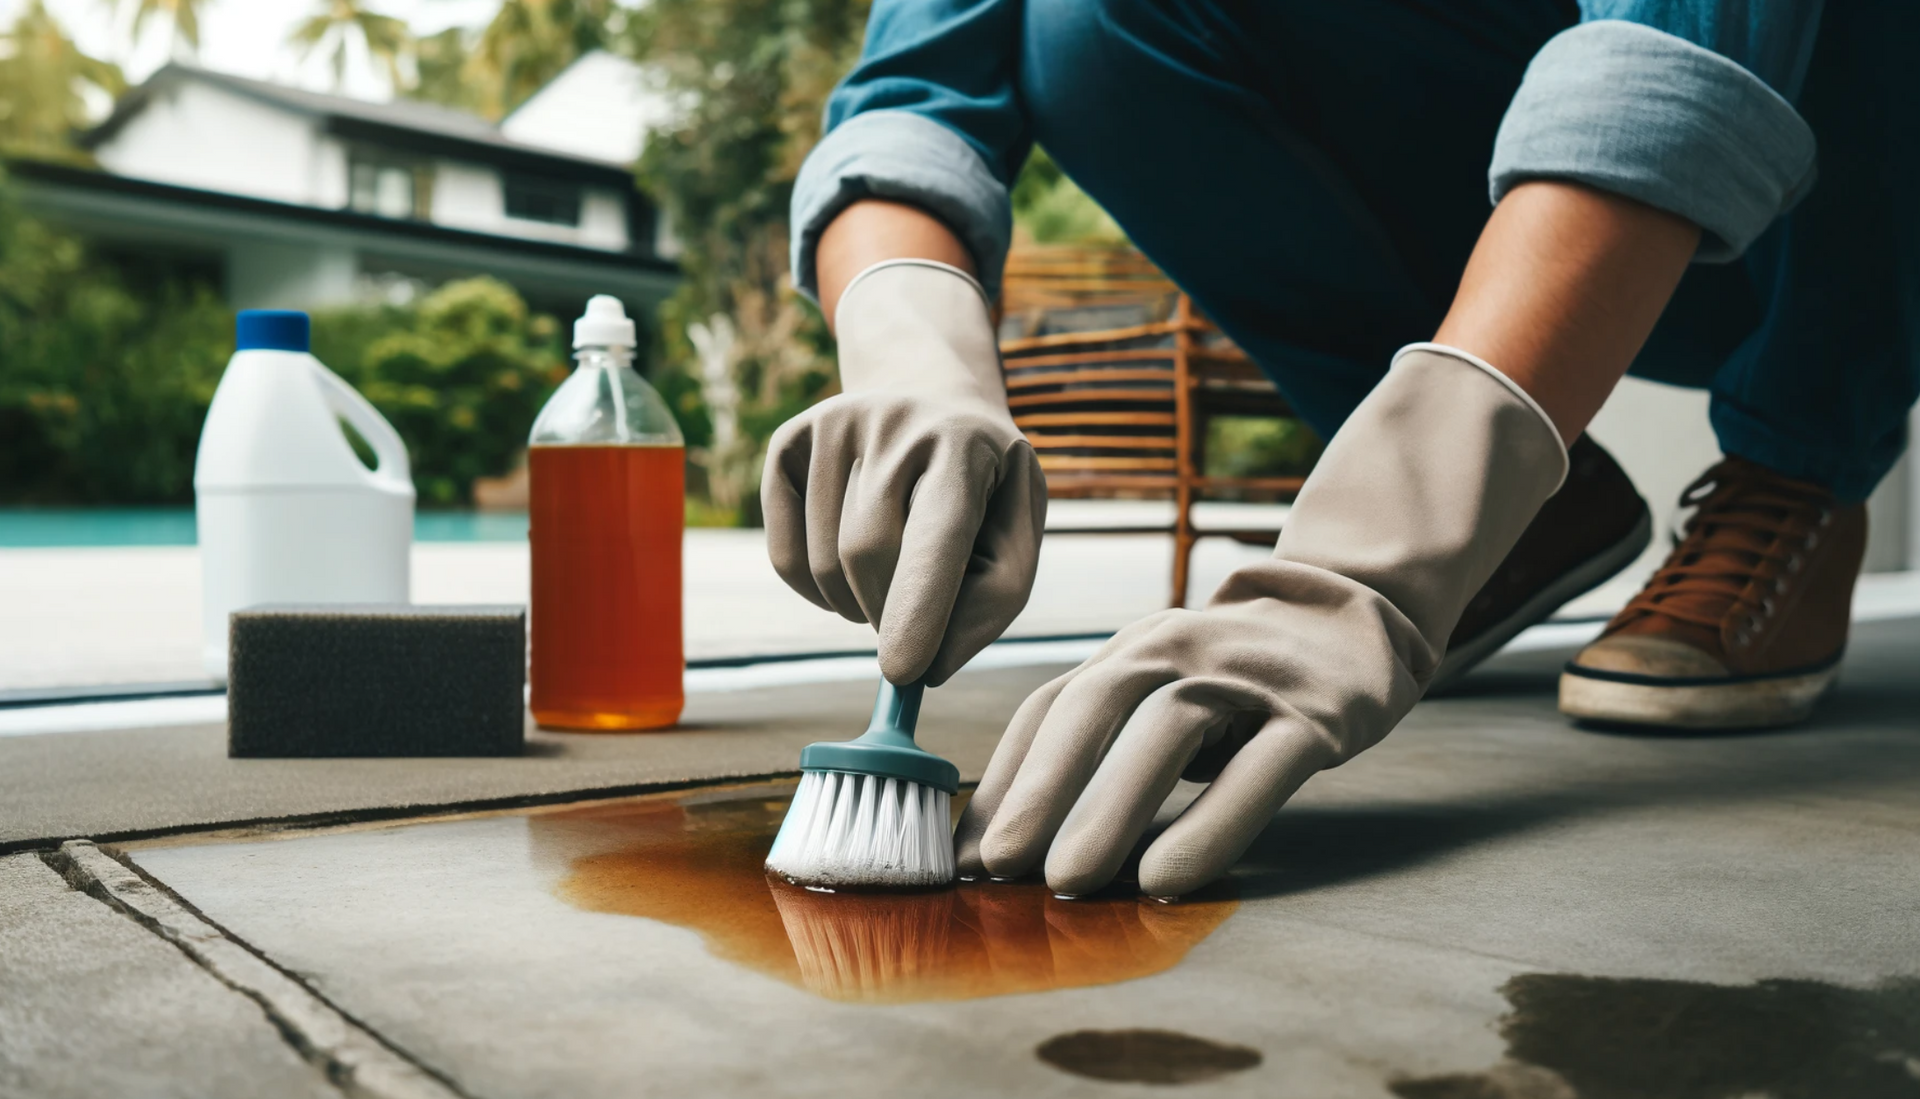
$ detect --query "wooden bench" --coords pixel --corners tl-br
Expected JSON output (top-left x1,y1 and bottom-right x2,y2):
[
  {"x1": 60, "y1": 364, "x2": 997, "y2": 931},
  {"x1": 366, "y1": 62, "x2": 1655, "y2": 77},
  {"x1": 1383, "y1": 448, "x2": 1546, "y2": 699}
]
[{"x1": 999, "y1": 246, "x2": 1308, "y2": 606}]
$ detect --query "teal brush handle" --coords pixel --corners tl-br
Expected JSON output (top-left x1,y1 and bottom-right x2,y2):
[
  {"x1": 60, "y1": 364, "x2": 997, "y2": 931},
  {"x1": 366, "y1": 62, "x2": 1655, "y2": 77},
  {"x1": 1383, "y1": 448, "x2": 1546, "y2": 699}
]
[
  {"x1": 866, "y1": 677, "x2": 924, "y2": 737},
  {"x1": 797, "y1": 678, "x2": 959, "y2": 794}
]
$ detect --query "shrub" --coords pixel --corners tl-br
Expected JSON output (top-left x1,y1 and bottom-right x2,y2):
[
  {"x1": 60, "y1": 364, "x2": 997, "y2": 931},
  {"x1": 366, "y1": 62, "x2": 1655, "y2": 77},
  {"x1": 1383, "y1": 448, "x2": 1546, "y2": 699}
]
[
  {"x1": 0, "y1": 180, "x2": 574, "y2": 506},
  {"x1": 314, "y1": 279, "x2": 569, "y2": 507},
  {"x1": 1203, "y1": 416, "x2": 1325, "y2": 482},
  {"x1": 0, "y1": 185, "x2": 231, "y2": 503}
]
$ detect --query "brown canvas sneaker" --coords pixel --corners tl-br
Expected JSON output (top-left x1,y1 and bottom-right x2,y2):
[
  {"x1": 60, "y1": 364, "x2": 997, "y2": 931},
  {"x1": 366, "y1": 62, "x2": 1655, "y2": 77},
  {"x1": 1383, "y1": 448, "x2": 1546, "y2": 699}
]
[
  {"x1": 1429, "y1": 436, "x2": 1652, "y2": 693},
  {"x1": 1560, "y1": 457, "x2": 1867, "y2": 729}
]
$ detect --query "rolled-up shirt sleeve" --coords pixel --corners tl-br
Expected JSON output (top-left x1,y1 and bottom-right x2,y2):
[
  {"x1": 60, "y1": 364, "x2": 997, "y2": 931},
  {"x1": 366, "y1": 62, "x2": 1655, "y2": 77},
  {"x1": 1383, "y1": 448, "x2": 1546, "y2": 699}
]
[
  {"x1": 1490, "y1": 3, "x2": 1826, "y2": 262},
  {"x1": 791, "y1": 0, "x2": 1028, "y2": 303}
]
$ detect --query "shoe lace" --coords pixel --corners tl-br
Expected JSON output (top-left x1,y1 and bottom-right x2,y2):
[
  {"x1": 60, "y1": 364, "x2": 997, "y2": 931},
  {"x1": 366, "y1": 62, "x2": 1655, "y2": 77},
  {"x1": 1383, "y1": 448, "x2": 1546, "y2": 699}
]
[{"x1": 1616, "y1": 459, "x2": 1834, "y2": 634}]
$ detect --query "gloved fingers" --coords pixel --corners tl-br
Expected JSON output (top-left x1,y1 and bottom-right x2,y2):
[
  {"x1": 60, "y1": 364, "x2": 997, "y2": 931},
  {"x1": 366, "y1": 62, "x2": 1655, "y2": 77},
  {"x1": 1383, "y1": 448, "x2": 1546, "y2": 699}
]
[
  {"x1": 1136, "y1": 717, "x2": 1335, "y2": 899},
  {"x1": 834, "y1": 449, "x2": 913, "y2": 632},
  {"x1": 873, "y1": 444, "x2": 996, "y2": 684},
  {"x1": 924, "y1": 446, "x2": 1048, "y2": 686},
  {"x1": 954, "y1": 667, "x2": 1076, "y2": 878},
  {"x1": 761, "y1": 416, "x2": 831, "y2": 612},
  {"x1": 1042, "y1": 680, "x2": 1244, "y2": 896},
  {"x1": 976, "y1": 656, "x2": 1177, "y2": 879},
  {"x1": 802, "y1": 441, "x2": 867, "y2": 623},
  {"x1": 1181, "y1": 709, "x2": 1266, "y2": 783}
]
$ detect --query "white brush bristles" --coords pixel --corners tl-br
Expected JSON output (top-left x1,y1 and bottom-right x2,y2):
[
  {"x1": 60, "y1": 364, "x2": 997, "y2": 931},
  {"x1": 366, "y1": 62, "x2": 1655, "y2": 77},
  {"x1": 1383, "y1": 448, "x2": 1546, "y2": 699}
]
[{"x1": 765, "y1": 770, "x2": 955, "y2": 888}]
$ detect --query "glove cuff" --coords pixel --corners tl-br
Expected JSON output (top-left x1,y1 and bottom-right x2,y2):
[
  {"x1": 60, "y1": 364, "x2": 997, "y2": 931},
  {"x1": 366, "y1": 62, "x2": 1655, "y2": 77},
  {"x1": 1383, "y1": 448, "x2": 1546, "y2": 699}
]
[
  {"x1": 832, "y1": 259, "x2": 1008, "y2": 410},
  {"x1": 1268, "y1": 344, "x2": 1571, "y2": 658},
  {"x1": 1391, "y1": 342, "x2": 1569, "y2": 491},
  {"x1": 834, "y1": 258, "x2": 991, "y2": 329}
]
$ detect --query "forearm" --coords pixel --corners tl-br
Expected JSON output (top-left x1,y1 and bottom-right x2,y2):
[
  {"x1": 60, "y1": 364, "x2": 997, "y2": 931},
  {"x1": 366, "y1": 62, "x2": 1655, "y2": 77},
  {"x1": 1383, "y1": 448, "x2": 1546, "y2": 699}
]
[
  {"x1": 790, "y1": 0, "x2": 1026, "y2": 308},
  {"x1": 1458, "y1": 7, "x2": 1822, "y2": 441},
  {"x1": 816, "y1": 200, "x2": 976, "y2": 328},
  {"x1": 1434, "y1": 180, "x2": 1700, "y2": 443}
]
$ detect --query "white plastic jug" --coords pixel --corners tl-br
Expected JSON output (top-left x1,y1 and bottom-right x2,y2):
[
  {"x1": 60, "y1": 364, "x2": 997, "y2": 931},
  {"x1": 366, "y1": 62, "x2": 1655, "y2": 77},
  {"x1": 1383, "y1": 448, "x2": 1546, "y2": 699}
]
[{"x1": 194, "y1": 310, "x2": 415, "y2": 679}]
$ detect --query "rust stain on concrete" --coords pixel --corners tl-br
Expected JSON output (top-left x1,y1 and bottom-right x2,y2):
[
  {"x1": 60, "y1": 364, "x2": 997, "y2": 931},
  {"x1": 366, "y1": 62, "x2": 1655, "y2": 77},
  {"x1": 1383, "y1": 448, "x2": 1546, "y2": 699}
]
[{"x1": 548, "y1": 792, "x2": 1237, "y2": 1002}]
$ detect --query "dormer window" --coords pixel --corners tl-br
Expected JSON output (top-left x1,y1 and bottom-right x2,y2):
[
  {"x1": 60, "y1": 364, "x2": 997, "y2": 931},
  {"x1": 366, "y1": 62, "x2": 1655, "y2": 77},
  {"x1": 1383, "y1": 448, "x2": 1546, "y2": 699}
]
[
  {"x1": 349, "y1": 153, "x2": 429, "y2": 220},
  {"x1": 504, "y1": 171, "x2": 582, "y2": 226}
]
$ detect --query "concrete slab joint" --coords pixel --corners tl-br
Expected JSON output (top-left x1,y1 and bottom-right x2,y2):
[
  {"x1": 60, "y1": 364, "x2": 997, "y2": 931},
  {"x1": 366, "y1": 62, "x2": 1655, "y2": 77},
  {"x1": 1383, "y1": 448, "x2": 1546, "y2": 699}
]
[{"x1": 47, "y1": 840, "x2": 467, "y2": 1099}]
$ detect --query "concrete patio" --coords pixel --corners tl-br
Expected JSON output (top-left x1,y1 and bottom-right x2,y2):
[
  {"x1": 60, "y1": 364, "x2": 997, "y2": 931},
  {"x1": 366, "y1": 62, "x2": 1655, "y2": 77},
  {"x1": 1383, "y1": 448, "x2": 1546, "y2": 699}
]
[{"x1": 4, "y1": 609, "x2": 1918, "y2": 1098}]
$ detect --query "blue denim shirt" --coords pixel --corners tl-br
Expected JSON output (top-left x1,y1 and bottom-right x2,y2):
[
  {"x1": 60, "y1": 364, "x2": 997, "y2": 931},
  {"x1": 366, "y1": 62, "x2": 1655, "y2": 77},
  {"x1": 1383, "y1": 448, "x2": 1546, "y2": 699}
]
[{"x1": 792, "y1": 1, "x2": 1823, "y2": 301}]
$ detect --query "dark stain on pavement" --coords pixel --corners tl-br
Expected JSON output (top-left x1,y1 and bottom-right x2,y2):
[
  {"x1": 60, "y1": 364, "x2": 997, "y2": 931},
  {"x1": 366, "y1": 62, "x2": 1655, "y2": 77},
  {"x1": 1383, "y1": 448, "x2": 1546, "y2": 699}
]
[
  {"x1": 544, "y1": 790, "x2": 1238, "y2": 1003},
  {"x1": 1036, "y1": 1028, "x2": 1262, "y2": 1085},
  {"x1": 1392, "y1": 973, "x2": 1920, "y2": 1098}
]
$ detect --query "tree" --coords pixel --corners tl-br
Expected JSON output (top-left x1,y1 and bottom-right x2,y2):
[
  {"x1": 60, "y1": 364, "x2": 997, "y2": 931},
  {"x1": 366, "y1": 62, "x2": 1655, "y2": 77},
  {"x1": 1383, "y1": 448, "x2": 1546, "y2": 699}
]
[
  {"x1": 111, "y1": 0, "x2": 205, "y2": 59},
  {"x1": 406, "y1": 26, "x2": 485, "y2": 113},
  {"x1": 620, "y1": 0, "x2": 868, "y2": 519},
  {"x1": 0, "y1": 2, "x2": 125, "y2": 160},
  {"x1": 404, "y1": 0, "x2": 617, "y2": 121},
  {"x1": 468, "y1": 0, "x2": 617, "y2": 118},
  {"x1": 289, "y1": 0, "x2": 411, "y2": 92}
]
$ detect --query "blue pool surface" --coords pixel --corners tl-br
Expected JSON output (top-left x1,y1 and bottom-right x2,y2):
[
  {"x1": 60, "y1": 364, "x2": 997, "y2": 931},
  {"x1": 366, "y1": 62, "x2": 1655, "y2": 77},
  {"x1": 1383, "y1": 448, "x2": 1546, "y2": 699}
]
[{"x1": 0, "y1": 509, "x2": 530, "y2": 547}]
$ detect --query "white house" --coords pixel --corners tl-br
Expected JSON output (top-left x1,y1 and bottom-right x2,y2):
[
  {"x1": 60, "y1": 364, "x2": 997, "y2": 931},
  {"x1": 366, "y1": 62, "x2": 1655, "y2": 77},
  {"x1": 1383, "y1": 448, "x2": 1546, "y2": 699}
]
[
  {"x1": 11, "y1": 55, "x2": 676, "y2": 314},
  {"x1": 500, "y1": 49, "x2": 677, "y2": 172}
]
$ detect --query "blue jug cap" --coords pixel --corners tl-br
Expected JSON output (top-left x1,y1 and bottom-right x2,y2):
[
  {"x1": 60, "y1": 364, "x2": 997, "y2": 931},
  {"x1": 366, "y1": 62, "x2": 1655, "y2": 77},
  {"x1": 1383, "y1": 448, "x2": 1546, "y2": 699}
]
[{"x1": 235, "y1": 310, "x2": 310, "y2": 353}]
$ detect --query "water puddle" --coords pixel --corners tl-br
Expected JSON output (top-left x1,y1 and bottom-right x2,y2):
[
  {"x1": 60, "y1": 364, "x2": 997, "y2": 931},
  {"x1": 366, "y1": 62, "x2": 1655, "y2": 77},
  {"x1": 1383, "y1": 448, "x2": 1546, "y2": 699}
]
[
  {"x1": 1391, "y1": 972, "x2": 1920, "y2": 1099},
  {"x1": 544, "y1": 788, "x2": 1238, "y2": 1003},
  {"x1": 1037, "y1": 1029, "x2": 1263, "y2": 1085}
]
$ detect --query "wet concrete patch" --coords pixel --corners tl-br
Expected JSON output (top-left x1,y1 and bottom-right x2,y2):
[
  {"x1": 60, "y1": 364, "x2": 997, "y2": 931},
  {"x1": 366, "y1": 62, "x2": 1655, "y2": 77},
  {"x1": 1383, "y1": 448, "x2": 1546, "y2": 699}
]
[
  {"x1": 1393, "y1": 973, "x2": 1920, "y2": 1099},
  {"x1": 548, "y1": 792, "x2": 1238, "y2": 1002},
  {"x1": 113, "y1": 635, "x2": 1920, "y2": 1099},
  {"x1": 1037, "y1": 1028, "x2": 1262, "y2": 1085}
]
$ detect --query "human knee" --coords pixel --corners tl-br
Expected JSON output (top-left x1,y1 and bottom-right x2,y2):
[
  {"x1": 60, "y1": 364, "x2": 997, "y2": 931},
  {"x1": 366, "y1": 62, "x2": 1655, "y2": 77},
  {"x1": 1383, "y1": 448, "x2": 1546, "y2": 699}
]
[{"x1": 1021, "y1": 0, "x2": 1200, "y2": 147}]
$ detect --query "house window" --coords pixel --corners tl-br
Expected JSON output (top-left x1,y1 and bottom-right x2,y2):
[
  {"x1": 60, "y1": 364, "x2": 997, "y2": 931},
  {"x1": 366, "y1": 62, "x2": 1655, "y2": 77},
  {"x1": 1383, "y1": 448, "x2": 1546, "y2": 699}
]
[
  {"x1": 504, "y1": 172, "x2": 582, "y2": 226},
  {"x1": 349, "y1": 157, "x2": 427, "y2": 220}
]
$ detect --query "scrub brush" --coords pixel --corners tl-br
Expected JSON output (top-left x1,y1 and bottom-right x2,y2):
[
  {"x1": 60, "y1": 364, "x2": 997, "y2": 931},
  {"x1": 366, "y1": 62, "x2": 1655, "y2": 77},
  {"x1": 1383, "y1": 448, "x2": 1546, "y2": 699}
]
[{"x1": 764, "y1": 679, "x2": 959, "y2": 889}]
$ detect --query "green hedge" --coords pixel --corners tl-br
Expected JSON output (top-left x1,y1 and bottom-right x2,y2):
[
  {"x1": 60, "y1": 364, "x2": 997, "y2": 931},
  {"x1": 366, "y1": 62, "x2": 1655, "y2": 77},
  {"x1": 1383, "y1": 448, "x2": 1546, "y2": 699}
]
[
  {"x1": 0, "y1": 198, "x2": 231, "y2": 503},
  {"x1": 0, "y1": 191, "x2": 578, "y2": 506}
]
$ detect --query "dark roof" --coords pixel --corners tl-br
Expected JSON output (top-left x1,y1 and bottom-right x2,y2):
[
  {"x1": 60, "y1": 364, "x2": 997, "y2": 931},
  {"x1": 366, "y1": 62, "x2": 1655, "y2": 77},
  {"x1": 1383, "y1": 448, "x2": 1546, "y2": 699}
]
[
  {"x1": 82, "y1": 64, "x2": 633, "y2": 185},
  {"x1": 9, "y1": 158, "x2": 676, "y2": 275}
]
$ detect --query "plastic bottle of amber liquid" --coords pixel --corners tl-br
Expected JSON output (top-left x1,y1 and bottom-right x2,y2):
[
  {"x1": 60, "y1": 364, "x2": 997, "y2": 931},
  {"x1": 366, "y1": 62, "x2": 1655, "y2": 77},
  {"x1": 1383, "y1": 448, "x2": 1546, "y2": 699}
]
[{"x1": 527, "y1": 296, "x2": 685, "y2": 730}]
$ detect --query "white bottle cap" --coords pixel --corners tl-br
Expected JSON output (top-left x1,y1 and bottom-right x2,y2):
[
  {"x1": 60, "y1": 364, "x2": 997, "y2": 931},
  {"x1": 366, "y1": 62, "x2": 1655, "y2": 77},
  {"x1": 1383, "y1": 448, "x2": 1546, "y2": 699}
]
[{"x1": 574, "y1": 295, "x2": 636, "y2": 348}]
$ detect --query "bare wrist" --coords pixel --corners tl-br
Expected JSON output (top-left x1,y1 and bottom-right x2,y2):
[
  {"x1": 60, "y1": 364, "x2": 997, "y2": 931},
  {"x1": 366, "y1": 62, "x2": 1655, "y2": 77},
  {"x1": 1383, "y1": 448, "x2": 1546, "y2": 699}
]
[{"x1": 817, "y1": 199, "x2": 977, "y2": 327}]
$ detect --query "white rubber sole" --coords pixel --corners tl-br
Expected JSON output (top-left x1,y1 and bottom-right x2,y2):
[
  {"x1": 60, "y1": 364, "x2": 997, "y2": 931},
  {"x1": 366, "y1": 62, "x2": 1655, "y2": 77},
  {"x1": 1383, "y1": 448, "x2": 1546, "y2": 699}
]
[
  {"x1": 1428, "y1": 510, "x2": 1654, "y2": 695},
  {"x1": 1558, "y1": 663, "x2": 1839, "y2": 730}
]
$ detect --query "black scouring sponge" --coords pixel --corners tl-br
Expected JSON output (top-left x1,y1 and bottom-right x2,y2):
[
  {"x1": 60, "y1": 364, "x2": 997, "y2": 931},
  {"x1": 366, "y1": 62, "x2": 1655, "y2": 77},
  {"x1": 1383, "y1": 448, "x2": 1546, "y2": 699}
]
[{"x1": 228, "y1": 604, "x2": 526, "y2": 758}]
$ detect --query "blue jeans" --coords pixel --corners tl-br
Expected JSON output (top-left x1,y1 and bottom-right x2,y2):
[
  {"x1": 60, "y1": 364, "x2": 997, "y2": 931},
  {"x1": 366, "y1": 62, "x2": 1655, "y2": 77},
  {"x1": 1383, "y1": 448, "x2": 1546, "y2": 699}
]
[{"x1": 795, "y1": 0, "x2": 1918, "y2": 502}]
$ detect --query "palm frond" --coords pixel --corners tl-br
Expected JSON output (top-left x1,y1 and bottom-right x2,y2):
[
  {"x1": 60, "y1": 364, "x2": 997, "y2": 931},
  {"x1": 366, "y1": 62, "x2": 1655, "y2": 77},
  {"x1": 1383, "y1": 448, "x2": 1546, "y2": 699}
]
[
  {"x1": 286, "y1": 0, "x2": 413, "y2": 91},
  {"x1": 124, "y1": 0, "x2": 203, "y2": 53},
  {"x1": 288, "y1": 14, "x2": 334, "y2": 50}
]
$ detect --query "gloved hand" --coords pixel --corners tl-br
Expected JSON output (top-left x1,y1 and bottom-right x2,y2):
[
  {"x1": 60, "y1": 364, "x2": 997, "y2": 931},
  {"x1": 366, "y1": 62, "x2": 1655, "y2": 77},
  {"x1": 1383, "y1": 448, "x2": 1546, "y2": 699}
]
[
  {"x1": 953, "y1": 344, "x2": 1568, "y2": 897},
  {"x1": 762, "y1": 260, "x2": 1048, "y2": 686}
]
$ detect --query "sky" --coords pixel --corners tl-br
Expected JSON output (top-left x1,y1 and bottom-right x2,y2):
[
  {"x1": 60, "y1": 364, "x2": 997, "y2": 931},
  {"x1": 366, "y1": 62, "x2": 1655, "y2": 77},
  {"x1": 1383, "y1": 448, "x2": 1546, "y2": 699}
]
[{"x1": 0, "y1": 0, "x2": 505, "y2": 105}]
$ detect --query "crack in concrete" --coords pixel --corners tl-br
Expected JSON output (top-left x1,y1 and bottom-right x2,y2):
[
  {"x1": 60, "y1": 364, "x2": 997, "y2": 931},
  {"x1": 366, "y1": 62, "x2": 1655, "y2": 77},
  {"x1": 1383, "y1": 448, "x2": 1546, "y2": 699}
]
[
  {"x1": 1, "y1": 770, "x2": 805, "y2": 856},
  {"x1": 41, "y1": 840, "x2": 472, "y2": 1099}
]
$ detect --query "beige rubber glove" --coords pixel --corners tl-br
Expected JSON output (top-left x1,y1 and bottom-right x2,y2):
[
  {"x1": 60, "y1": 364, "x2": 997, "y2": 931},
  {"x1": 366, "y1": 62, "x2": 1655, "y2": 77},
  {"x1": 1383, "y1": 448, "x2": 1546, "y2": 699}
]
[
  {"x1": 954, "y1": 344, "x2": 1568, "y2": 897},
  {"x1": 762, "y1": 260, "x2": 1048, "y2": 686}
]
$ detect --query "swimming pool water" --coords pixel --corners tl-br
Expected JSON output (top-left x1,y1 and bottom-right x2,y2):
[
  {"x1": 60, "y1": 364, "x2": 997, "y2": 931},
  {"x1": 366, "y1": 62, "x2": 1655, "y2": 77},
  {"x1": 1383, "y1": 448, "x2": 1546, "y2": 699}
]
[{"x1": 0, "y1": 509, "x2": 530, "y2": 547}]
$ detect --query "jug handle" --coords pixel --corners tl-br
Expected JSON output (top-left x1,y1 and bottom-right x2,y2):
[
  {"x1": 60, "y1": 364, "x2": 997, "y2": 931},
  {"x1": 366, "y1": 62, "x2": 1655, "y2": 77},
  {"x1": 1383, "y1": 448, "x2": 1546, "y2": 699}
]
[{"x1": 310, "y1": 361, "x2": 412, "y2": 485}]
